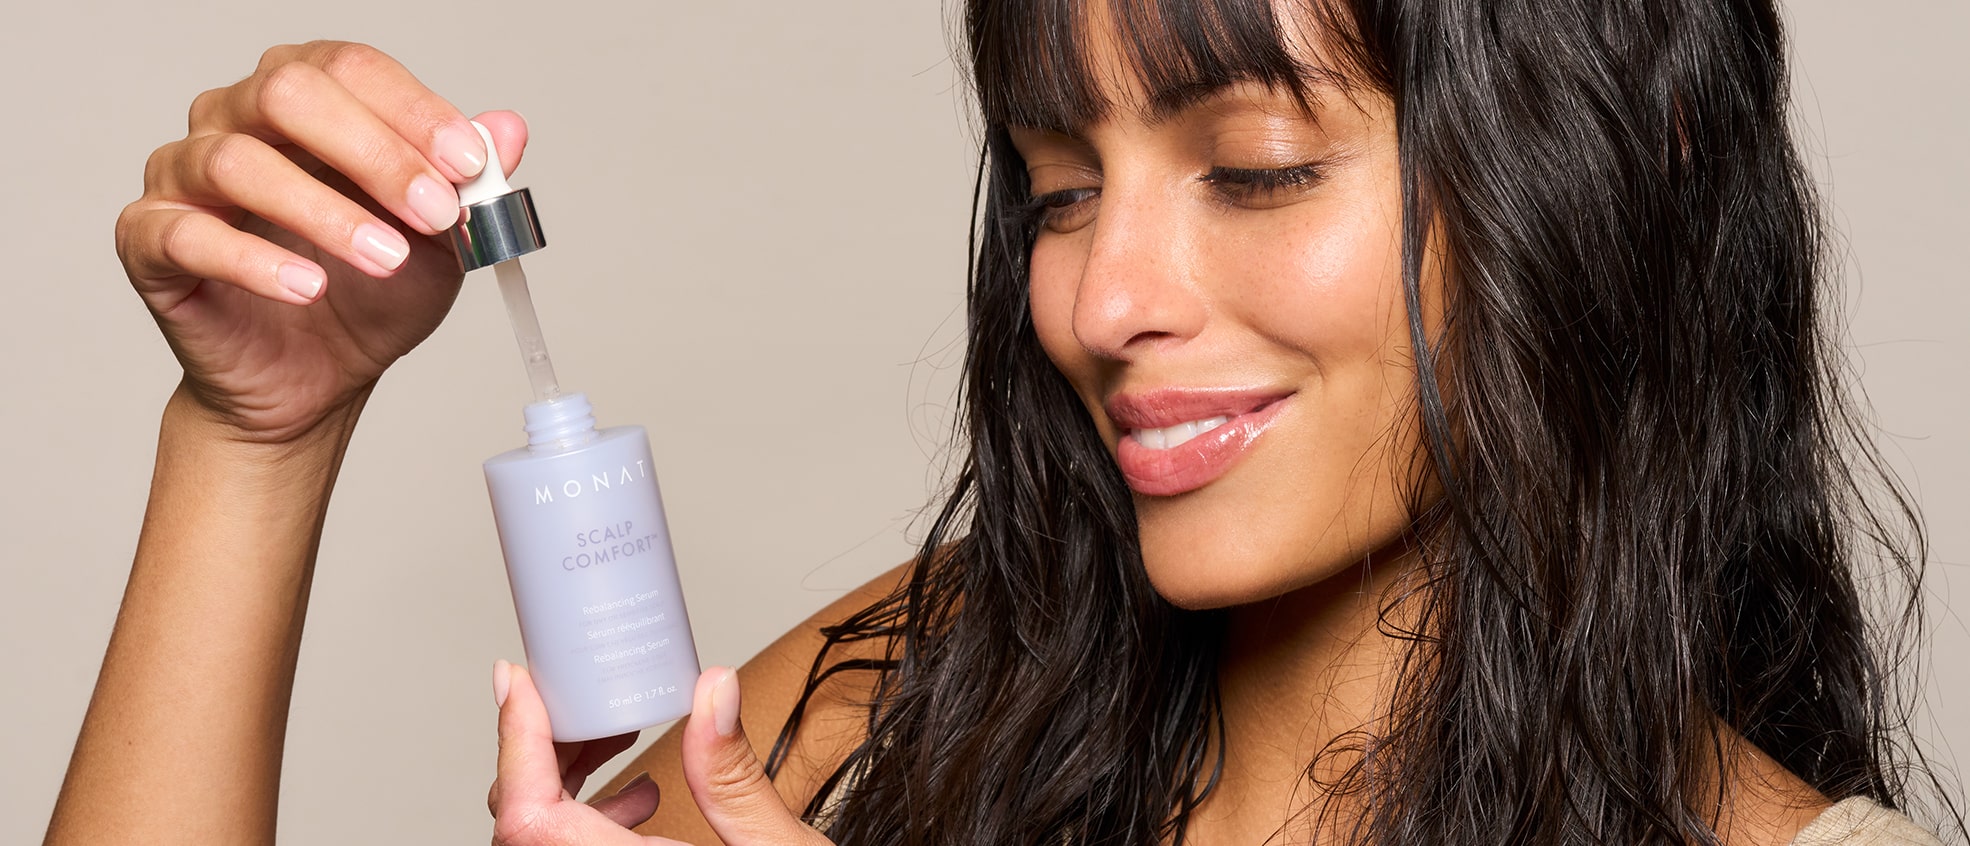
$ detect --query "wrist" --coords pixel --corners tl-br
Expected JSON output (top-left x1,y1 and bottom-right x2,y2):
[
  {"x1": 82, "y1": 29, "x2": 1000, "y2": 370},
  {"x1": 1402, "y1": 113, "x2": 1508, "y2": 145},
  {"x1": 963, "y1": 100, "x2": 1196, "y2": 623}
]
[
  {"x1": 157, "y1": 382, "x2": 372, "y2": 513},
  {"x1": 163, "y1": 379, "x2": 371, "y2": 458}
]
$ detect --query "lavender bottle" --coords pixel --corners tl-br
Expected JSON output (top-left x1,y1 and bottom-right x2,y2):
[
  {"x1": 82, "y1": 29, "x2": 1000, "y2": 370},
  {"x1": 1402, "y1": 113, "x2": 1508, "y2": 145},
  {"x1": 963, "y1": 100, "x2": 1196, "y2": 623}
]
[
  {"x1": 484, "y1": 394, "x2": 699, "y2": 740},
  {"x1": 449, "y1": 120, "x2": 699, "y2": 741}
]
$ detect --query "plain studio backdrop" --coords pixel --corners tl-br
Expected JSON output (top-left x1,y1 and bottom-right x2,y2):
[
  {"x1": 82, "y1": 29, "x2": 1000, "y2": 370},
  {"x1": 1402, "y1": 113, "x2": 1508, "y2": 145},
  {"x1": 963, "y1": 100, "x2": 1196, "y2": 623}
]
[{"x1": 1, "y1": 2, "x2": 1963, "y2": 843}]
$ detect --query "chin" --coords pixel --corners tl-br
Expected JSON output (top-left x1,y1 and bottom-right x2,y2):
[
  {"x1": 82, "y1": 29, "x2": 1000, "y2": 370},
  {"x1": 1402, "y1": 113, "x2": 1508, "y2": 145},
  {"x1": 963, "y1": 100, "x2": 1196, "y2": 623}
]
[
  {"x1": 1131, "y1": 485, "x2": 1417, "y2": 612},
  {"x1": 1135, "y1": 526, "x2": 1326, "y2": 611}
]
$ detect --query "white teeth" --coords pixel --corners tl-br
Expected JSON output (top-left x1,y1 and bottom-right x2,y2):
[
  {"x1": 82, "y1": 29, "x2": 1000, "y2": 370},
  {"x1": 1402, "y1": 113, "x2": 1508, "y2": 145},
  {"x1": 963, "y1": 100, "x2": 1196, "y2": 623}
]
[{"x1": 1131, "y1": 415, "x2": 1230, "y2": 450}]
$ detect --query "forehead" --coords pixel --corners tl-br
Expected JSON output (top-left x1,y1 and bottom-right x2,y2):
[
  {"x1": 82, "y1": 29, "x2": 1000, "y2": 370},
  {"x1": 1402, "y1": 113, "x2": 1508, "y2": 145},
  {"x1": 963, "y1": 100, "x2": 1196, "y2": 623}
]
[{"x1": 969, "y1": 0, "x2": 1352, "y2": 135}]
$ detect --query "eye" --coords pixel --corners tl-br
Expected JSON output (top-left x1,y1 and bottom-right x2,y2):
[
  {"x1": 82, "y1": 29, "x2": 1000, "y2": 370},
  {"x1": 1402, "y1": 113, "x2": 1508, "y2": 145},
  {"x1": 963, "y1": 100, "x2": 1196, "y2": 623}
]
[
  {"x1": 1200, "y1": 163, "x2": 1325, "y2": 209},
  {"x1": 1021, "y1": 187, "x2": 1101, "y2": 234}
]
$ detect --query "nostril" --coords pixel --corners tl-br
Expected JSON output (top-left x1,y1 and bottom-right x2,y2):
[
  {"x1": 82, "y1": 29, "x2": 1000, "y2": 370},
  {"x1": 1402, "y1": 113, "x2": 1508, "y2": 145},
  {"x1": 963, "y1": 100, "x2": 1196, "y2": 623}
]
[{"x1": 1050, "y1": 202, "x2": 1209, "y2": 361}]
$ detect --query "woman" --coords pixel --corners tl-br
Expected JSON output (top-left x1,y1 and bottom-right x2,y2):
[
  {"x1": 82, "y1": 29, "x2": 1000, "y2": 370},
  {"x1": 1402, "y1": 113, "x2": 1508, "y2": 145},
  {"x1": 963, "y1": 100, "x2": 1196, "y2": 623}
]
[{"x1": 44, "y1": 0, "x2": 1959, "y2": 843}]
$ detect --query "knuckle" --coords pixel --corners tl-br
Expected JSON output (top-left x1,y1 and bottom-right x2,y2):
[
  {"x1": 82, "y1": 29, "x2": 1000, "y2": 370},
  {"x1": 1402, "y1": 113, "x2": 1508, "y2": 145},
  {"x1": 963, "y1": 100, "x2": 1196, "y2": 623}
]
[
  {"x1": 199, "y1": 133, "x2": 257, "y2": 187},
  {"x1": 704, "y1": 757, "x2": 775, "y2": 802},
  {"x1": 490, "y1": 806, "x2": 564, "y2": 846},
  {"x1": 186, "y1": 87, "x2": 225, "y2": 132},
  {"x1": 141, "y1": 141, "x2": 179, "y2": 193},
  {"x1": 255, "y1": 42, "x2": 304, "y2": 72},
  {"x1": 408, "y1": 105, "x2": 457, "y2": 147},
  {"x1": 255, "y1": 60, "x2": 319, "y2": 119},
  {"x1": 348, "y1": 131, "x2": 404, "y2": 178},
  {"x1": 315, "y1": 41, "x2": 381, "y2": 82},
  {"x1": 113, "y1": 204, "x2": 145, "y2": 265}
]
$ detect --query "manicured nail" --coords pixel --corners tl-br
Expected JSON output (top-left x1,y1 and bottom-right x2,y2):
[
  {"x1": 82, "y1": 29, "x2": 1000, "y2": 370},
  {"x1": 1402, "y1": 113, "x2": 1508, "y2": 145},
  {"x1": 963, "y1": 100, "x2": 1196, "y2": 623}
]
[
  {"x1": 434, "y1": 122, "x2": 487, "y2": 179},
  {"x1": 711, "y1": 670, "x2": 740, "y2": 737},
  {"x1": 278, "y1": 262, "x2": 324, "y2": 301},
  {"x1": 493, "y1": 659, "x2": 513, "y2": 709},
  {"x1": 406, "y1": 174, "x2": 459, "y2": 233},
  {"x1": 353, "y1": 222, "x2": 409, "y2": 271},
  {"x1": 616, "y1": 771, "x2": 653, "y2": 795}
]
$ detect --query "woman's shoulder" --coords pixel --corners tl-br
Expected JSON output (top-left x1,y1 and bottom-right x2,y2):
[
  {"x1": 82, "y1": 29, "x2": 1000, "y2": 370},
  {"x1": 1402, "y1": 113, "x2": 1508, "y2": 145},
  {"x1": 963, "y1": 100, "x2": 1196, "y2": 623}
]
[
  {"x1": 732, "y1": 560, "x2": 911, "y2": 801},
  {"x1": 1791, "y1": 797, "x2": 1946, "y2": 846}
]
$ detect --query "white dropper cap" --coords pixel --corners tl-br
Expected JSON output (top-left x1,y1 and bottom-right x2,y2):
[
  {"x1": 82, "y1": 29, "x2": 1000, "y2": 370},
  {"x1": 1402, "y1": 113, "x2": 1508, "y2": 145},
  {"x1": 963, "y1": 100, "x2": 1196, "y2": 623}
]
[
  {"x1": 447, "y1": 120, "x2": 545, "y2": 272},
  {"x1": 457, "y1": 121, "x2": 516, "y2": 206}
]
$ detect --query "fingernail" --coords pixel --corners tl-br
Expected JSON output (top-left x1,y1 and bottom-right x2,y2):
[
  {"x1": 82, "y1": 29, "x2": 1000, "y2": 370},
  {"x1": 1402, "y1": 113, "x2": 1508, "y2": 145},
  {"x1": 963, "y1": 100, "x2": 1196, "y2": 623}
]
[
  {"x1": 406, "y1": 174, "x2": 459, "y2": 233},
  {"x1": 711, "y1": 670, "x2": 740, "y2": 737},
  {"x1": 493, "y1": 659, "x2": 513, "y2": 709},
  {"x1": 434, "y1": 122, "x2": 486, "y2": 179},
  {"x1": 278, "y1": 262, "x2": 324, "y2": 302},
  {"x1": 352, "y1": 222, "x2": 409, "y2": 271},
  {"x1": 616, "y1": 771, "x2": 653, "y2": 795}
]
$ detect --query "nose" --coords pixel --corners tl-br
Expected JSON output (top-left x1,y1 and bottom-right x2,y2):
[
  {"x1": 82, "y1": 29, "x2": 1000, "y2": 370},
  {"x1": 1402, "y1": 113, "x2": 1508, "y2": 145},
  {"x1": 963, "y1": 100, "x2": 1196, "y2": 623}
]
[{"x1": 1070, "y1": 183, "x2": 1209, "y2": 361}]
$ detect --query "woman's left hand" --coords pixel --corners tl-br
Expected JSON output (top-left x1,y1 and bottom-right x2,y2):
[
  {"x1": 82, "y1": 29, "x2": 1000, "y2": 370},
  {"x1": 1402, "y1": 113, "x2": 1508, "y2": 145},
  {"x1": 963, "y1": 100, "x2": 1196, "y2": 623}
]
[{"x1": 488, "y1": 661, "x2": 835, "y2": 846}]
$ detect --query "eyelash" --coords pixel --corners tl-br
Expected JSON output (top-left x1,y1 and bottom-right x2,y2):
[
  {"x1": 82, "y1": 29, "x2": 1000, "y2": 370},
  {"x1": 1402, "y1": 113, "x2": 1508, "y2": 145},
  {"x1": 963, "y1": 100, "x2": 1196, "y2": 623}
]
[
  {"x1": 1017, "y1": 188, "x2": 1097, "y2": 230},
  {"x1": 1020, "y1": 162, "x2": 1325, "y2": 231},
  {"x1": 1200, "y1": 163, "x2": 1325, "y2": 202}
]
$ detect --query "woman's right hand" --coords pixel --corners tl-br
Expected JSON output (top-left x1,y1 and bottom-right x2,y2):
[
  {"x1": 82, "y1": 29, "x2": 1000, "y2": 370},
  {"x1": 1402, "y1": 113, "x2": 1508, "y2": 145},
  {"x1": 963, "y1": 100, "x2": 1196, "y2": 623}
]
[{"x1": 117, "y1": 40, "x2": 527, "y2": 443}]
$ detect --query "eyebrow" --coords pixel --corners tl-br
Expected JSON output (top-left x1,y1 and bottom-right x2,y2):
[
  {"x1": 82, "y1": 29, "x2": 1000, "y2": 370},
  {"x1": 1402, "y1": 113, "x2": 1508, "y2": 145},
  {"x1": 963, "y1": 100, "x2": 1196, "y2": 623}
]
[{"x1": 1137, "y1": 71, "x2": 1341, "y2": 130}]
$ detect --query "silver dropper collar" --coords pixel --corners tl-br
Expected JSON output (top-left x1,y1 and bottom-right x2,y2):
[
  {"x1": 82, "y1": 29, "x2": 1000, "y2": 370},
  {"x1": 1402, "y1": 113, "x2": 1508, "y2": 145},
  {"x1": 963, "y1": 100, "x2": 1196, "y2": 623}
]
[{"x1": 448, "y1": 121, "x2": 546, "y2": 273}]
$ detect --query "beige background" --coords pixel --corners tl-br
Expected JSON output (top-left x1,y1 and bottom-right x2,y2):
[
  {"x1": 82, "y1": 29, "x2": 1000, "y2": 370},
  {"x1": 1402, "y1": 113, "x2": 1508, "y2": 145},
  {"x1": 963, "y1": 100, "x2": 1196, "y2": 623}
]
[{"x1": 1, "y1": 1, "x2": 1962, "y2": 843}]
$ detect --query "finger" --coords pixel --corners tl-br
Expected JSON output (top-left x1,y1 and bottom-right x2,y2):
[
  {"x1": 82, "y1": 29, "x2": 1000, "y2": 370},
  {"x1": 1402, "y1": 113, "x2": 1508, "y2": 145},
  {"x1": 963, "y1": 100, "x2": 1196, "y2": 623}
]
[
  {"x1": 587, "y1": 773, "x2": 661, "y2": 830},
  {"x1": 468, "y1": 110, "x2": 530, "y2": 179},
  {"x1": 207, "y1": 57, "x2": 461, "y2": 235},
  {"x1": 212, "y1": 42, "x2": 490, "y2": 184},
  {"x1": 556, "y1": 731, "x2": 640, "y2": 798},
  {"x1": 680, "y1": 668, "x2": 829, "y2": 845},
  {"x1": 492, "y1": 661, "x2": 572, "y2": 818},
  {"x1": 150, "y1": 132, "x2": 411, "y2": 278},
  {"x1": 297, "y1": 41, "x2": 491, "y2": 182},
  {"x1": 117, "y1": 204, "x2": 325, "y2": 307}
]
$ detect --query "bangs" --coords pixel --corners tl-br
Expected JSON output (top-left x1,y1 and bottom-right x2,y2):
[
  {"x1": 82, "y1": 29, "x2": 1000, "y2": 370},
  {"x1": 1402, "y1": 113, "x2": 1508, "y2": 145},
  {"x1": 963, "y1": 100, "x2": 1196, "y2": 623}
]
[{"x1": 966, "y1": 0, "x2": 1357, "y2": 133}]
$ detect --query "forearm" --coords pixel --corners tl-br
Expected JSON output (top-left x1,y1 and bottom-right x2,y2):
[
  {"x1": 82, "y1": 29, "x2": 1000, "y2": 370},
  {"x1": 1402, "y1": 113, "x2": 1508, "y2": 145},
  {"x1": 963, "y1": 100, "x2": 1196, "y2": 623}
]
[{"x1": 46, "y1": 382, "x2": 369, "y2": 845}]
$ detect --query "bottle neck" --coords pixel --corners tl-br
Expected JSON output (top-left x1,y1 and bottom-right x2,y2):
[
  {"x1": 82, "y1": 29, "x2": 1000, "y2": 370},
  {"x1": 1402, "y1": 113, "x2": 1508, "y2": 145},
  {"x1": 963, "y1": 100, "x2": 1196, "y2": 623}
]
[{"x1": 523, "y1": 392, "x2": 598, "y2": 454}]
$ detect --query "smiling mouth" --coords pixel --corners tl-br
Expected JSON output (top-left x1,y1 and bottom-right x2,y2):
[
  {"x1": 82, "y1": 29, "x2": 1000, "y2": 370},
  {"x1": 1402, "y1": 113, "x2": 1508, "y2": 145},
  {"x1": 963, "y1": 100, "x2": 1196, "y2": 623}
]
[{"x1": 1108, "y1": 392, "x2": 1292, "y2": 496}]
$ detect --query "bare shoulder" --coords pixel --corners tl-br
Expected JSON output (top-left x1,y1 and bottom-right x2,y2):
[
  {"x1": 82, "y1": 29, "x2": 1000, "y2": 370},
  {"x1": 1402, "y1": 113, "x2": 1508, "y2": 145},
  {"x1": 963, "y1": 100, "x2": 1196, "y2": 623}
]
[{"x1": 608, "y1": 561, "x2": 911, "y2": 842}]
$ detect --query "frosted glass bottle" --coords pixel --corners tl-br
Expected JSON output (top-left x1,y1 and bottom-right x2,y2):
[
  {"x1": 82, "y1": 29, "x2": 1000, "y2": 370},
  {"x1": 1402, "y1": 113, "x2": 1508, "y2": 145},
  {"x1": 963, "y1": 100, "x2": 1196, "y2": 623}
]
[{"x1": 483, "y1": 392, "x2": 700, "y2": 741}]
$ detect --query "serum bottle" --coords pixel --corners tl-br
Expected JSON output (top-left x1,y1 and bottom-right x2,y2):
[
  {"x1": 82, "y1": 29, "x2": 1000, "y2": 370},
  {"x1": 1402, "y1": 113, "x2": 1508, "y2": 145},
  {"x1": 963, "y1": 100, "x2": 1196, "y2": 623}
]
[{"x1": 452, "y1": 122, "x2": 700, "y2": 741}]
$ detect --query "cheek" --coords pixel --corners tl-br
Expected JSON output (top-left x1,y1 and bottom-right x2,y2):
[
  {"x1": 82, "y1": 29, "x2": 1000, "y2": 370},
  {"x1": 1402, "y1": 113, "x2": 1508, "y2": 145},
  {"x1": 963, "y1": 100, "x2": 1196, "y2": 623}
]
[
  {"x1": 1221, "y1": 191, "x2": 1409, "y2": 368},
  {"x1": 1136, "y1": 179, "x2": 1422, "y2": 608}
]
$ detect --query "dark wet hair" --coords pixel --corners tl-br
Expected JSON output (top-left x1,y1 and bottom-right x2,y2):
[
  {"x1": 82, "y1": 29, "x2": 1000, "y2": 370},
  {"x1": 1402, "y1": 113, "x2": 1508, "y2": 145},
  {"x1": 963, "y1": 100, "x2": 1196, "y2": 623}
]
[{"x1": 768, "y1": 1, "x2": 1961, "y2": 843}]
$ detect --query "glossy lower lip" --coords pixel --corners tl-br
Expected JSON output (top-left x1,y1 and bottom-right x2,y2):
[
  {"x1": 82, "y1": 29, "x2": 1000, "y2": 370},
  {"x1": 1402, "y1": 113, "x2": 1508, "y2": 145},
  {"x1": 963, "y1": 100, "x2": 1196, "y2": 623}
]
[{"x1": 1113, "y1": 397, "x2": 1290, "y2": 496}]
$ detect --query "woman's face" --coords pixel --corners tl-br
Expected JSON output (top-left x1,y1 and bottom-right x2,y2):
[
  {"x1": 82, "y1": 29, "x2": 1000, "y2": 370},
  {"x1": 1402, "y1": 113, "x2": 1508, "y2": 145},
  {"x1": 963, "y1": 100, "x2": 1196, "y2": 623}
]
[{"x1": 1012, "y1": 20, "x2": 1437, "y2": 610}]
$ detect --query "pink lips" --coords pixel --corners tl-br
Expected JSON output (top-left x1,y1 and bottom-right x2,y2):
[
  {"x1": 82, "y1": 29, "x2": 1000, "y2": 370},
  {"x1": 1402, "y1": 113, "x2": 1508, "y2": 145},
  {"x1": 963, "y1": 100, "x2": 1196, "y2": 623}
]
[{"x1": 1108, "y1": 389, "x2": 1292, "y2": 496}]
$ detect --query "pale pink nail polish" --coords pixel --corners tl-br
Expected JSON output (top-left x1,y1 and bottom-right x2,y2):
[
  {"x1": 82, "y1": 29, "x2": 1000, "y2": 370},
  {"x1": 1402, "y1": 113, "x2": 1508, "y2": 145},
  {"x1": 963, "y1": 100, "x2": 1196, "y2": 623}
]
[
  {"x1": 407, "y1": 174, "x2": 459, "y2": 233},
  {"x1": 712, "y1": 670, "x2": 739, "y2": 737},
  {"x1": 435, "y1": 122, "x2": 487, "y2": 179},
  {"x1": 353, "y1": 223, "x2": 409, "y2": 271},
  {"x1": 493, "y1": 659, "x2": 513, "y2": 709},
  {"x1": 278, "y1": 262, "x2": 324, "y2": 301}
]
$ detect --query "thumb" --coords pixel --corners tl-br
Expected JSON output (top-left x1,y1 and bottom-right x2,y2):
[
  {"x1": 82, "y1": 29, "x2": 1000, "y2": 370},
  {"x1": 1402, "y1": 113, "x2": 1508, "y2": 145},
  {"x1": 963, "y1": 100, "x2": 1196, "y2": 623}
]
[
  {"x1": 679, "y1": 668, "x2": 830, "y2": 845},
  {"x1": 493, "y1": 661, "x2": 569, "y2": 814}
]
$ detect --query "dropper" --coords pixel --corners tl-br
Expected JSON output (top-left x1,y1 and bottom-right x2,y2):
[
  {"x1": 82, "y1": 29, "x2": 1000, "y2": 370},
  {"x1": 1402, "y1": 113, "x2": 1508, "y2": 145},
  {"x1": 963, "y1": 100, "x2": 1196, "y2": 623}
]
[
  {"x1": 447, "y1": 121, "x2": 558, "y2": 403},
  {"x1": 494, "y1": 260, "x2": 559, "y2": 402}
]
